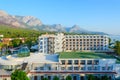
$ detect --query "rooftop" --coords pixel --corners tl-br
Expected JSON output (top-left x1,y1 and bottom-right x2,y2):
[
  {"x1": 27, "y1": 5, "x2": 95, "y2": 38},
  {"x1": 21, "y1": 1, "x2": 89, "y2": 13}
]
[
  {"x1": 0, "y1": 53, "x2": 59, "y2": 65},
  {"x1": 59, "y1": 52, "x2": 114, "y2": 59},
  {"x1": 24, "y1": 53, "x2": 59, "y2": 63},
  {"x1": 0, "y1": 69, "x2": 11, "y2": 76}
]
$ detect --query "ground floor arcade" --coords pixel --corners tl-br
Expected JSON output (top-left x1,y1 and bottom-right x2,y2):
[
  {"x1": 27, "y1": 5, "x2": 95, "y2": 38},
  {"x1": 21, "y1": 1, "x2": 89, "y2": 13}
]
[{"x1": 28, "y1": 71, "x2": 116, "y2": 80}]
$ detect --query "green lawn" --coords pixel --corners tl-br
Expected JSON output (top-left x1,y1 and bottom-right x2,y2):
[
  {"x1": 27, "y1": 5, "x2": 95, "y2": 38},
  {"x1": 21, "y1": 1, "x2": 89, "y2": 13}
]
[
  {"x1": 59, "y1": 52, "x2": 114, "y2": 59},
  {"x1": 59, "y1": 52, "x2": 120, "y2": 63}
]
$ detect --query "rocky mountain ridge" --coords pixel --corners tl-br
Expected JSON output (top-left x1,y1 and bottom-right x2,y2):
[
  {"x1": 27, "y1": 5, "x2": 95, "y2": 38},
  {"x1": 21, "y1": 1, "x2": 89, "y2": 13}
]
[{"x1": 0, "y1": 10, "x2": 106, "y2": 34}]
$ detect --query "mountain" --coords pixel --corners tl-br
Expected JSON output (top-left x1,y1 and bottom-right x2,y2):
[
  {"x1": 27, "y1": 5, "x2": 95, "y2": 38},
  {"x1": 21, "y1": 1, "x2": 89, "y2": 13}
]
[
  {"x1": 0, "y1": 10, "x2": 25, "y2": 27},
  {"x1": 0, "y1": 10, "x2": 106, "y2": 35},
  {"x1": 0, "y1": 10, "x2": 42, "y2": 28},
  {"x1": 15, "y1": 16, "x2": 42, "y2": 26}
]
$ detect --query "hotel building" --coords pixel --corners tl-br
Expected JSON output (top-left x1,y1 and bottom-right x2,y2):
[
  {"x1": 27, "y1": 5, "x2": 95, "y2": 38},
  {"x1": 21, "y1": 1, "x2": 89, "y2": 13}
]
[
  {"x1": 38, "y1": 33, "x2": 65, "y2": 54},
  {"x1": 38, "y1": 33, "x2": 109, "y2": 54}
]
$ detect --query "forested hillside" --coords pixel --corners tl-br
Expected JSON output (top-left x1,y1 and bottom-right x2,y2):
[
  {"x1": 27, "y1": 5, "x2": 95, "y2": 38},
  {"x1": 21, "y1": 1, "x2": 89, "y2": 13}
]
[{"x1": 0, "y1": 25, "x2": 46, "y2": 38}]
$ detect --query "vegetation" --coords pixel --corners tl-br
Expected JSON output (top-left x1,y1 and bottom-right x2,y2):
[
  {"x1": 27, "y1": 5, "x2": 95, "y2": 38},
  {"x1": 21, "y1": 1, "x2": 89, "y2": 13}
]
[
  {"x1": 0, "y1": 25, "x2": 43, "y2": 38},
  {"x1": 87, "y1": 74, "x2": 95, "y2": 80},
  {"x1": 114, "y1": 41, "x2": 120, "y2": 56},
  {"x1": 59, "y1": 52, "x2": 114, "y2": 59},
  {"x1": 87, "y1": 74, "x2": 109, "y2": 80},
  {"x1": 101, "y1": 75, "x2": 109, "y2": 80},
  {"x1": 66, "y1": 75, "x2": 72, "y2": 80},
  {"x1": 0, "y1": 25, "x2": 56, "y2": 55},
  {"x1": 10, "y1": 39, "x2": 22, "y2": 47},
  {"x1": 42, "y1": 77, "x2": 48, "y2": 80},
  {"x1": 11, "y1": 69, "x2": 29, "y2": 80},
  {"x1": 53, "y1": 76, "x2": 59, "y2": 80}
]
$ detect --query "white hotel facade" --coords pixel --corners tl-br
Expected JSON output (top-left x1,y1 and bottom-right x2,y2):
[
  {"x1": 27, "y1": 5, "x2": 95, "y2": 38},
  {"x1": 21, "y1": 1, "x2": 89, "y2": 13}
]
[{"x1": 38, "y1": 33, "x2": 109, "y2": 54}]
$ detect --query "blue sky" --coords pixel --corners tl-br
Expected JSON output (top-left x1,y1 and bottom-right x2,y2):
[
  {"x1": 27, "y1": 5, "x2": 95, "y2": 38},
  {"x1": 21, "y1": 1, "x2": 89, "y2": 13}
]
[{"x1": 0, "y1": 0, "x2": 120, "y2": 35}]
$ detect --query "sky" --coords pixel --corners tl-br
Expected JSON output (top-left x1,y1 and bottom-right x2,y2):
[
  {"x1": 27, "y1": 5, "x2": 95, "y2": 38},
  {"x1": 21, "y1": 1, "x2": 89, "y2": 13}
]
[{"x1": 0, "y1": 0, "x2": 120, "y2": 35}]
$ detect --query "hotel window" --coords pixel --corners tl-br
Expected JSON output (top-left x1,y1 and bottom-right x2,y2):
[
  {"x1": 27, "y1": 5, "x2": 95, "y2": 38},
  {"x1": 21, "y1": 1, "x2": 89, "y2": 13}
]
[
  {"x1": 81, "y1": 67, "x2": 85, "y2": 70},
  {"x1": 40, "y1": 38, "x2": 43, "y2": 40},
  {"x1": 101, "y1": 39, "x2": 103, "y2": 41},
  {"x1": 40, "y1": 42, "x2": 43, "y2": 45},
  {"x1": 88, "y1": 67, "x2": 92, "y2": 70},
  {"x1": 80, "y1": 42, "x2": 82, "y2": 44},
  {"x1": 94, "y1": 66, "x2": 98, "y2": 70},
  {"x1": 94, "y1": 39, "x2": 96, "y2": 41},
  {"x1": 74, "y1": 67, "x2": 79, "y2": 70},
  {"x1": 61, "y1": 67, "x2": 65, "y2": 70},
  {"x1": 102, "y1": 67, "x2": 105, "y2": 70},
  {"x1": 66, "y1": 42, "x2": 68, "y2": 44},
  {"x1": 87, "y1": 60, "x2": 92, "y2": 65},
  {"x1": 68, "y1": 67, "x2": 72, "y2": 70},
  {"x1": 68, "y1": 60, "x2": 72, "y2": 65},
  {"x1": 80, "y1": 60, "x2": 85, "y2": 65},
  {"x1": 34, "y1": 67, "x2": 38, "y2": 70},
  {"x1": 76, "y1": 42, "x2": 79, "y2": 44},
  {"x1": 101, "y1": 36, "x2": 103, "y2": 38},
  {"x1": 94, "y1": 60, "x2": 99, "y2": 65},
  {"x1": 107, "y1": 66, "x2": 112, "y2": 70},
  {"x1": 74, "y1": 60, "x2": 78, "y2": 65},
  {"x1": 40, "y1": 67, "x2": 44, "y2": 70},
  {"x1": 48, "y1": 66, "x2": 51, "y2": 70},
  {"x1": 61, "y1": 60, "x2": 65, "y2": 65},
  {"x1": 80, "y1": 48, "x2": 82, "y2": 50},
  {"x1": 97, "y1": 36, "x2": 99, "y2": 38}
]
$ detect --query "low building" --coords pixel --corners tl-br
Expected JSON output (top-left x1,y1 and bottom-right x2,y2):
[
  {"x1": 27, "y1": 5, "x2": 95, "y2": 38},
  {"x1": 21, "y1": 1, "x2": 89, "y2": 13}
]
[
  {"x1": 0, "y1": 52, "x2": 119, "y2": 80},
  {"x1": 10, "y1": 46, "x2": 30, "y2": 57},
  {"x1": 0, "y1": 69, "x2": 11, "y2": 80},
  {"x1": 59, "y1": 52, "x2": 116, "y2": 80}
]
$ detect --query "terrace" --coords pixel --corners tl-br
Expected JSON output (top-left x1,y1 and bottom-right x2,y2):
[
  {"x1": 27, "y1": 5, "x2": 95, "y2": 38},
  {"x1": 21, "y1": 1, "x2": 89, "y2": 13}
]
[{"x1": 59, "y1": 52, "x2": 120, "y2": 63}]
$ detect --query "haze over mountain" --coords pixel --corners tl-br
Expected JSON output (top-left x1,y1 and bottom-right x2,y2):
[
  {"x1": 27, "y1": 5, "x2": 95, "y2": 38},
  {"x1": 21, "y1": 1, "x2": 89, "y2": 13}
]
[{"x1": 0, "y1": 10, "x2": 106, "y2": 34}]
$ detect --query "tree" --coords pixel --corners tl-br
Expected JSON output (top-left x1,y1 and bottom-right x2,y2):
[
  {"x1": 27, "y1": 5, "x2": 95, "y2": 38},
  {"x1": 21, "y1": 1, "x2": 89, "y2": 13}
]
[
  {"x1": 11, "y1": 69, "x2": 29, "y2": 80},
  {"x1": 42, "y1": 77, "x2": 48, "y2": 80},
  {"x1": 66, "y1": 75, "x2": 72, "y2": 80},
  {"x1": 11, "y1": 39, "x2": 22, "y2": 47},
  {"x1": 0, "y1": 42, "x2": 3, "y2": 55},
  {"x1": 102, "y1": 75, "x2": 109, "y2": 80},
  {"x1": 114, "y1": 41, "x2": 120, "y2": 55},
  {"x1": 87, "y1": 74, "x2": 95, "y2": 80},
  {"x1": 53, "y1": 76, "x2": 59, "y2": 80}
]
